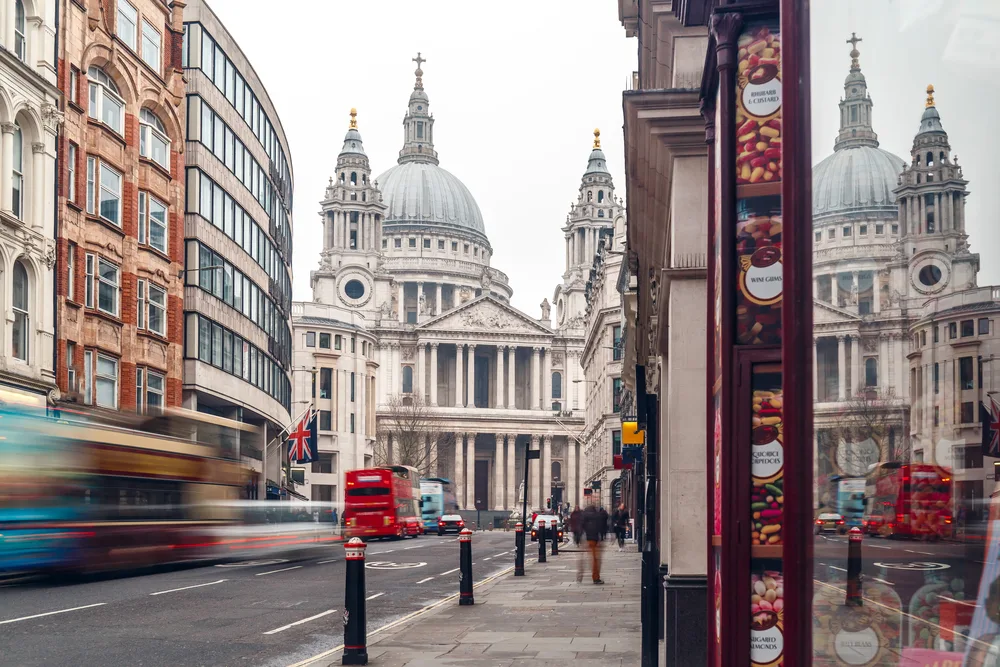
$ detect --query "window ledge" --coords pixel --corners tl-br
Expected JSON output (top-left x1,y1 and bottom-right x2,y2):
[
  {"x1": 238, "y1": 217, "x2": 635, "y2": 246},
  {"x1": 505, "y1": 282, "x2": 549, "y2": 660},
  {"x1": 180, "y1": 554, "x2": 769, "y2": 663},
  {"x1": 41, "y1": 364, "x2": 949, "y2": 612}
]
[
  {"x1": 64, "y1": 297, "x2": 83, "y2": 309},
  {"x1": 86, "y1": 117, "x2": 127, "y2": 148},
  {"x1": 137, "y1": 329, "x2": 171, "y2": 347},
  {"x1": 66, "y1": 200, "x2": 84, "y2": 213},
  {"x1": 138, "y1": 243, "x2": 172, "y2": 264},
  {"x1": 85, "y1": 308, "x2": 123, "y2": 329},
  {"x1": 67, "y1": 101, "x2": 84, "y2": 115},
  {"x1": 86, "y1": 213, "x2": 126, "y2": 238},
  {"x1": 140, "y1": 156, "x2": 172, "y2": 181}
]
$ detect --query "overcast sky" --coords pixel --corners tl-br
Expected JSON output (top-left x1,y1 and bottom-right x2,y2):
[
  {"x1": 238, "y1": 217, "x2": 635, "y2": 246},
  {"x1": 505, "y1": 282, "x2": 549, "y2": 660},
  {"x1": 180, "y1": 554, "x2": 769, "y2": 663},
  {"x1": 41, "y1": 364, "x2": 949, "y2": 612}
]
[{"x1": 208, "y1": 0, "x2": 998, "y2": 314}]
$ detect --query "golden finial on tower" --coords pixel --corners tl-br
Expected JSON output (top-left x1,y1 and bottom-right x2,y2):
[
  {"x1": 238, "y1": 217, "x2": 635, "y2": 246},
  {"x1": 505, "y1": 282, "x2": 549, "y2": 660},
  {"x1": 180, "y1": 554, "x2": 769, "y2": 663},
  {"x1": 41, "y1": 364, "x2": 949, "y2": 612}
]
[
  {"x1": 349, "y1": 108, "x2": 358, "y2": 129},
  {"x1": 925, "y1": 85, "x2": 935, "y2": 108},
  {"x1": 593, "y1": 128, "x2": 601, "y2": 149}
]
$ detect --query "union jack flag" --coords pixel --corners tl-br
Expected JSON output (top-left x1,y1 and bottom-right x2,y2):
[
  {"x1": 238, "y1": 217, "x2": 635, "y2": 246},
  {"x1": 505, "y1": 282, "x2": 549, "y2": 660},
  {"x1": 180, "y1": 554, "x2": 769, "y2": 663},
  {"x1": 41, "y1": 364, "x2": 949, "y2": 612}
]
[
  {"x1": 982, "y1": 397, "x2": 1000, "y2": 458},
  {"x1": 287, "y1": 410, "x2": 317, "y2": 464}
]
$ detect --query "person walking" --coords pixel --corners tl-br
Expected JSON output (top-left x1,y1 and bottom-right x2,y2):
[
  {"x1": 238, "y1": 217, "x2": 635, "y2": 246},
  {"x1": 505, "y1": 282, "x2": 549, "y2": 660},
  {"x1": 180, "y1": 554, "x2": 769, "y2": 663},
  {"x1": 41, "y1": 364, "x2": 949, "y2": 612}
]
[
  {"x1": 581, "y1": 503, "x2": 604, "y2": 584},
  {"x1": 614, "y1": 504, "x2": 629, "y2": 551},
  {"x1": 570, "y1": 505, "x2": 583, "y2": 546},
  {"x1": 598, "y1": 505, "x2": 610, "y2": 542}
]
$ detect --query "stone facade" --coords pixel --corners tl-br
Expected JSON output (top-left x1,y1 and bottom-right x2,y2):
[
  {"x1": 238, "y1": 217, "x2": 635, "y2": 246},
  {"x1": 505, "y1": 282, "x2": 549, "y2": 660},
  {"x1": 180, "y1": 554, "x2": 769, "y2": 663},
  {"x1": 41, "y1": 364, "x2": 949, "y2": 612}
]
[
  {"x1": 55, "y1": 0, "x2": 186, "y2": 414},
  {"x1": 0, "y1": 0, "x2": 60, "y2": 406}
]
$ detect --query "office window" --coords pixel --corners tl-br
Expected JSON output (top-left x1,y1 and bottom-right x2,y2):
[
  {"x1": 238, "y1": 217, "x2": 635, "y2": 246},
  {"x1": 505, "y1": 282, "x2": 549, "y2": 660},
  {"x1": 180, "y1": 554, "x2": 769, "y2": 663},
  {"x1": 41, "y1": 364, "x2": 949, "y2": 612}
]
[
  {"x1": 305, "y1": 331, "x2": 316, "y2": 347},
  {"x1": 452, "y1": 242, "x2": 458, "y2": 251},
  {"x1": 612, "y1": 378, "x2": 622, "y2": 412},
  {"x1": 613, "y1": 325, "x2": 623, "y2": 360},
  {"x1": 949, "y1": 322, "x2": 958, "y2": 339},
  {"x1": 67, "y1": 243, "x2": 76, "y2": 302},
  {"x1": 95, "y1": 353, "x2": 119, "y2": 408},
  {"x1": 980, "y1": 318, "x2": 991, "y2": 335},
  {"x1": 962, "y1": 320, "x2": 975, "y2": 337},
  {"x1": 933, "y1": 406, "x2": 940, "y2": 427},
  {"x1": 98, "y1": 162, "x2": 122, "y2": 226},
  {"x1": 960, "y1": 356, "x2": 975, "y2": 390},
  {"x1": 320, "y1": 368, "x2": 332, "y2": 399},
  {"x1": 137, "y1": 369, "x2": 164, "y2": 414},
  {"x1": 961, "y1": 401, "x2": 975, "y2": 424},
  {"x1": 139, "y1": 109, "x2": 170, "y2": 171},
  {"x1": 408, "y1": 238, "x2": 416, "y2": 248},
  {"x1": 88, "y1": 255, "x2": 119, "y2": 316},
  {"x1": 141, "y1": 20, "x2": 161, "y2": 71},
  {"x1": 87, "y1": 67, "x2": 125, "y2": 135},
  {"x1": 891, "y1": 224, "x2": 899, "y2": 235},
  {"x1": 933, "y1": 363, "x2": 940, "y2": 394},
  {"x1": 335, "y1": 335, "x2": 342, "y2": 350},
  {"x1": 319, "y1": 410, "x2": 332, "y2": 431},
  {"x1": 320, "y1": 333, "x2": 331, "y2": 349},
  {"x1": 84, "y1": 253, "x2": 94, "y2": 307},
  {"x1": 843, "y1": 226, "x2": 852, "y2": 237},
  {"x1": 145, "y1": 283, "x2": 166, "y2": 336},
  {"x1": 350, "y1": 413, "x2": 355, "y2": 433},
  {"x1": 67, "y1": 143, "x2": 77, "y2": 203},
  {"x1": 351, "y1": 337, "x2": 356, "y2": 353},
  {"x1": 14, "y1": 0, "x2": 25, "y2": 60},
  {"x1": 921, "y1": 330, "x2": 927, "y2": 346},
  {"x1": 933, "y1": 326, "x2": 939, "y2": 343},
  {"x1": 138, "y1": 191, "x2": 168, "y2": 253},
  {"x1": 423, "y1": 239, "x2": 431, "y2": 249},
  {"x1": 612, "y1": 430, "x2": 622, "y2": 456},
  {"x1": 117, "y1": 0, "x2": 137, "y2": 50},
  {"x1": 350, "y1": 372, "x2": 356, "y2": 401},
  {"x1": 67, "y1": 342, "x2": 77, "y2": 393},
  {"x1": 11, "y1": 262, "x2": 28, "y2": 361},
  {"x1": 859, "y1": 224, "x2": 868, "y2": 236},
  {"x1": 83, "y1": 350, "x2": 93, "y2": 404}
]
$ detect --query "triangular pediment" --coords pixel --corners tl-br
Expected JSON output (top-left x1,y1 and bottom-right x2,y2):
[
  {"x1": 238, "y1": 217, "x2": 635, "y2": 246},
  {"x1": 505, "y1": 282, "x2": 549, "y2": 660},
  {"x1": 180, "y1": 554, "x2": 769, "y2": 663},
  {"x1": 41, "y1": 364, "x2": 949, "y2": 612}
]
[
  {"x1": 419, "y1": 296, "x2": 553, "y2": 336},
  {"x1": 814, "y1": 299, "x2": 861, "y2": 325}
]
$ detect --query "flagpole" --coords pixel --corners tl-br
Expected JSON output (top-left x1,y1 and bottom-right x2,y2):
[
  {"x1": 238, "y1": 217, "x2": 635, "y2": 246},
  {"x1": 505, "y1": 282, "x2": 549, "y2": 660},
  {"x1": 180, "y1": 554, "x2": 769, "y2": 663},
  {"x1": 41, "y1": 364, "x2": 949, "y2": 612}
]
[{"x1": 261, "y1": 403, "x2": 314, "y2": 501}]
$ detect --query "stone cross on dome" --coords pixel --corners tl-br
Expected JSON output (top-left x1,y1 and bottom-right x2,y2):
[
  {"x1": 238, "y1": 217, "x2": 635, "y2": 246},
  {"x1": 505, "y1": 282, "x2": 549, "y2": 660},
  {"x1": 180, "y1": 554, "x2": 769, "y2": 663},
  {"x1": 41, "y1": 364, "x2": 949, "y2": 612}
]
[
  {"x1": 413, "y1": 52, "x2": 426, "y2": 90},
  {"x1": 847, "y1": 32, "x2": 862, "y2": 71}
]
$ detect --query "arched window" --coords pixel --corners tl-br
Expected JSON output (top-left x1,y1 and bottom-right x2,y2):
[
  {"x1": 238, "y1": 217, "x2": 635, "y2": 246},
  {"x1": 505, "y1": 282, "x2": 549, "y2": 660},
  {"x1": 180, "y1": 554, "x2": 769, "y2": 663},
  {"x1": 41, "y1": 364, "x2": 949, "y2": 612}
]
[
  {"x1": 87, "y1": 66, "x2": 124, "y2": 135},
  {"x1": 865, "y1": 358, "x2": 878, "y2": 388},
  {"x1": 11, "y1": 123, "x2": 23, "y2": 220},
  {"x1": 598, "y1": 190, "x2": 604, "y2": 203},
  {"x1": 940, "y1": 151, "x2": 946, "y2": 164},
  {"x1": 598, "y1": 210, "x2": 605, "y2": 217},
  {"x1": 12, "y1": 261, "x2": 29, "y2": 361},
  {"x1": 551, "y1": 461, "x2": 562, "y2": 482},
  {"x1": 552, "y1": 371, "x2": 562, "y2": 399},
  {"x1": 339, "y1": 172, "x2": 345, "y2": 184},
  {"x1": 350, "y1": 172, "x2": 357, "y2": 186},
  {"x1": 362, "y1": 174, "x2": 367, "y2": 185},
  {"x1": 402, "y1": 366, "x2": 413, "y2": 394},
  {"x1": 926, "y1": 152, "x2": 934, "y2": 167},
  {"x1": 362, "y1": 192, "x2": 366, "y2": 202},
  {"x1": 139, "y1": 108, "x2": 170, "y2": 171},
  {"x1": 587, "y1": 191, "x2": 593, "y2": 202},
  {"x1": 14, "y1": 0, "x2": 26, "y2": 61}
]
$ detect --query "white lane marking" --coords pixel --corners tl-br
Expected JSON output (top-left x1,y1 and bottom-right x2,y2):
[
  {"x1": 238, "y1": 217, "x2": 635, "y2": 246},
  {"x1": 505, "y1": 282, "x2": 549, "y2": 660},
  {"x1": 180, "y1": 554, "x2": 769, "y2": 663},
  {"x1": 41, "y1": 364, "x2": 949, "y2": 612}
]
[
  {"x1": 318, "y1": 559, "x2": 339, "y2": 565},
  {"x1": 483, "y1": 556, "x2": 494, "y2": 560},
  {"x1": 150, "y1": 579, "x2": 226, "y2": 596},
  {"x1": 403, "y1": 545, "x2": 425, "y2": 550},
  {"x1": 872, "y1": 577, "x2": 894, "y2": 586},
  {"x1": 905, "y1": 549, "x2": 934, "y2": 556},
  {"x1": 868, "y1": 545, "x2": 891, "y2": 549},
  {"x1": 263, "y1": 609, "x2": 337, "y2": 635},
  {"x1": 416, "y1": 576, "x2": 434, "y2": 584},
  {"x1": 0, "y1": 603, "x2": 107, "y2": 625},
  {"x1": 256, "y1": 566, "x2": 303, "y2": 577},
  {"x1": 829, "y1": 566, "x2": 847, "y2": 572},
  {"x1": 439, "y1": 567, "x2": 459, "y2": 576},
  {"x1": 366, "y1": 592, "x2": 384, "y2": 601}
]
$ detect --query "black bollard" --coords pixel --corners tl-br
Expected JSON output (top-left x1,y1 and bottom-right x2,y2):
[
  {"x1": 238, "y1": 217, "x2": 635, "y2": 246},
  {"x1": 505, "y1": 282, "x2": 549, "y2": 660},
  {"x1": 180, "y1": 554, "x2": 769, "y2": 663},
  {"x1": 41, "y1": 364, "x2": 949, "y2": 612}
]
[
  {"x1": 459, "y1": 528, "x2": 474, "y2": 605},
  {"x1": 538, "y1": 520, "x2": 547, "y2": 563},
  {"x1": 514, "y1": 522, "x2": 525, "y2": 576},
  {"x1": 552, "y1": 522, "x2": 560, "y2": 556},
  {"x1": 846, "y1": 526, "x2": 863, "y2": 606},
  {"x1": 342, "y1": 538, "x2": 368, "y2": 665}
]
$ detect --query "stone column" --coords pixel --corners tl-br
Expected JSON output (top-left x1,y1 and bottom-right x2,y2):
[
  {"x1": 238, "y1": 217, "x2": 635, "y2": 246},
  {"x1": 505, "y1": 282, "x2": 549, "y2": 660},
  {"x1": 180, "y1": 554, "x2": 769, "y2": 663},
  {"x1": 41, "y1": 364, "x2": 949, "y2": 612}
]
[
  {"x1": 852, "y1": 335, "x2": 862, "y2": 392},
  {"x1": 506, "y1": 434, "x2": 516, "y2": 510},
  {"x1": 873, "y1": 273, "x2": 881, "y2": 314},
  {"x1": 31, "y1": 142, "x2": 45, "y2": 229},
  {"x1": 542, "y1": 347, "x2": 552, "y2": 410},
  {"x1": 494, "y1": 434, "x2": 504, "y2": 510},
  {"x1": 959, "y1": 193, "x2": 966, "y2": 232},
  {"x1": 436, "y1": 283, "x2": 442, "y2": 315},
  {"x1": 397, "y1": 282, "x2": 405, "y2": 323},
  {"x1": 919, "y1": 196, "x2": 926, "y2": 233},
  {"x1": 879, "y1": 335, "x2": 889, "y2": 391},
  {"x1": 454, "y1": 433, "x2": 464, "y2": 508},
  {"x1": 895, "y1": 333, "x2": 905, "y2": 395},
  {"x1": 496, "y1": 345, "x2": 506, "y2": 408},
  {"x1": 1, "y1": 123, "x2": 15, "y2": 213},
  {"x1": 567, "y1": 438, "x2": 577, "y2": 509},
  {"x1": 837, "y1": 335, "x2": 847, "y2": 401},
  {"x1": 936, "y1": 193, "x2": 942, "y2": 231},
  {"x1": 508, "y1": 346, "x2": 517, "y2": 409},
  {"x1": 429, "y1": 343, "x2": 439, "y2": 406},
  {"x1": 529, "y1": 434, "x2": 540, "y2": 510},
  {"x1": 467, "y1": 344, "x2": 477, "y2": 407},
  {"x1": 813, "y1": 339, "x2": 819, "y2": 400},
  {"x1": 466, "y1": 433, "x2": 476, "y2": 511},
  {"x1": 542, "y1": 435, "x2": 552, "y2": 507},
  {"x1": 530, "y1": 347, "x2": 541, "y2": 410},
  {"x1": 416, "y1": 342, "x2": 426, "y2": 402},
  {"x1": 455, "y1": 344, "x2": 464, "y2": 407}
]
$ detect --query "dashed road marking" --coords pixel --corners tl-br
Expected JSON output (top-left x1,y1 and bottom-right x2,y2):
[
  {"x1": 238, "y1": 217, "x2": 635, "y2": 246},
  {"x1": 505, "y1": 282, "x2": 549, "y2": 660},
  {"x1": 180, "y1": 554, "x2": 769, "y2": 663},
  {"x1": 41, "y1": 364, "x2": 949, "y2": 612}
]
[
  {"x1": 150, "y1": 579, "x2": 227, "y2": 596},
  {"x1": 416, "y1": 577, "x2": 434, "y2": 584},
  {"x1": 366, "y1": 592, "x2": 384, "y2": 601},
  {"x1": 263, "y1": 609, "x2": 337, "y2": 635},
  {"x1": 256, "y1": 566, "x2": 303, "y2": 576},
  {"x1": 0, "y1": 603, "x2": 107, "y2": 625}
]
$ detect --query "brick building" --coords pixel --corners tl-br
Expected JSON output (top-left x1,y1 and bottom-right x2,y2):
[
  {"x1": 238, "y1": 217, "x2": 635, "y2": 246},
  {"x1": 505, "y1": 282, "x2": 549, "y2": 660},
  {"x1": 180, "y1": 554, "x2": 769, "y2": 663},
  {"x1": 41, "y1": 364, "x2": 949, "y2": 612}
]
[{"x1": 56, "y1": 0, "x2": 186, "y2": 412}]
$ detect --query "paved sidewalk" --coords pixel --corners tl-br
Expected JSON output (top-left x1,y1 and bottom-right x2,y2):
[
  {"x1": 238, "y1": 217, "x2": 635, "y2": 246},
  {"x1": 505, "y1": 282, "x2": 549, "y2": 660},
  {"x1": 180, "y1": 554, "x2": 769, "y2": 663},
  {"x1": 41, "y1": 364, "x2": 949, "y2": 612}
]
[{"x1": 315, "y1": 543, "x2": 640, "y2": 666}]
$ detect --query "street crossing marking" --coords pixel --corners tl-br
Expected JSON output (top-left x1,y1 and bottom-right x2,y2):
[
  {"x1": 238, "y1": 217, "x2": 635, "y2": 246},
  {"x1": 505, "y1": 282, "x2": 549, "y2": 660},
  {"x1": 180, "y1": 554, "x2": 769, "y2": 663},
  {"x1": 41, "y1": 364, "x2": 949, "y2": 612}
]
[
  {"x1": 256, "y1": 566, "x2": 304, "y2": 576},
  {"x1": 0, "y1": 603, "x2": 107, "y2": 625},
  {"x1": 439, "y1": 567, "x2": 459, "y2": 576},
  {"x1": 416, "y1": 577, "x2": 434, "y2": 584},
  {"x1": 366, "y1": 592, "x2": 384, "y2": 601},
  {"x1": 150, "y1": 579, "x2": 226, "y2": 596},
  {"x1": 263, "y1": 609, "x2": 337, "y2": 635}
]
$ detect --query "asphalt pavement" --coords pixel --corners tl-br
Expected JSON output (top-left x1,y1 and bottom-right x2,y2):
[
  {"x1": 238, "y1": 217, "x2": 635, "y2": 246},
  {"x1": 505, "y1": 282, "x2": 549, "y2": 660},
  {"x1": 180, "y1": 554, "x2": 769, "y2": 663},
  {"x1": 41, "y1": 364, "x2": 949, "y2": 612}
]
[{"x1": 0, "y1": 530, "x2": 518, "y2": 667}]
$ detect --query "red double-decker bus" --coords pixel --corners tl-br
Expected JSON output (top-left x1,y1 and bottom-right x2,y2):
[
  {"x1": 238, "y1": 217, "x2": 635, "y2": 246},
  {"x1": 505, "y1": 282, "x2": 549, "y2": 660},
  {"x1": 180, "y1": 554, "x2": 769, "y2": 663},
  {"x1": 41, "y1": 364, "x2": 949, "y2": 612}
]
[
  {"x1": 343, "y1": 466, "x2": 424, "y2": 540},
  {"x1": 862, "y1": 462, "x2": 953, "y2": 539}
]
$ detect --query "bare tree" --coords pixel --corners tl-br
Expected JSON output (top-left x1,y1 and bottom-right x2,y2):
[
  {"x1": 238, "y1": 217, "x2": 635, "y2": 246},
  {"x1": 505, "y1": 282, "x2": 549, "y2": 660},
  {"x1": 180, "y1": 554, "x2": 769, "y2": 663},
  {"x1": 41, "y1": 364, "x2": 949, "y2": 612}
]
[
  {"x1": 373, "y1": 394, "x2": 446, "y2": 475},
  {"x1": 827, "y1": 386, "x2": 910, "y2": 474}
]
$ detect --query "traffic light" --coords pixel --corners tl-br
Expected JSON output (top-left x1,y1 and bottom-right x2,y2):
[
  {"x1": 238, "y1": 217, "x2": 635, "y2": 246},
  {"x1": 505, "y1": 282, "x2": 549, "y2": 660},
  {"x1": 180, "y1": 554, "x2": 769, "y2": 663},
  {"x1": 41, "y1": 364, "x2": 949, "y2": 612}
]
[{"x1": 546, "y1": 497, "x2": 551, "y2": 509}]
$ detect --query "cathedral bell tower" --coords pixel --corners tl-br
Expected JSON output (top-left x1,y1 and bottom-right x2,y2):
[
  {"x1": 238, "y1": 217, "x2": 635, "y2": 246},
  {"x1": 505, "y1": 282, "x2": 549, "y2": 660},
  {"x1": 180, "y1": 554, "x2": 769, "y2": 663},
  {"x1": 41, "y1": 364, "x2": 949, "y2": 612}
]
[
  {"x1": 398, "y1": 53, "x2": 438, "y2": 166},
  {"x1": 894, "y1": 86, "x2": 977, "y2": 301},
  {"x1": 311, "y1": 109, "x2": 387, "y2": 310}
]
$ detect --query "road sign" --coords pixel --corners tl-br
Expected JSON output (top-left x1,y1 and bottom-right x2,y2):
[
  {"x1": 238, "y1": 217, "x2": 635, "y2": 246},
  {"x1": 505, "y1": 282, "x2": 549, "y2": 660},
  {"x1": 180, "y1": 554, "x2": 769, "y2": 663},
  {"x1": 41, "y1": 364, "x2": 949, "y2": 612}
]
[
  {"x1": 364, "y1": 561, "x2": 427, "y2": 570},
  {"x1": 872, "y1": 562, "x2": 950, "y2": 571}
]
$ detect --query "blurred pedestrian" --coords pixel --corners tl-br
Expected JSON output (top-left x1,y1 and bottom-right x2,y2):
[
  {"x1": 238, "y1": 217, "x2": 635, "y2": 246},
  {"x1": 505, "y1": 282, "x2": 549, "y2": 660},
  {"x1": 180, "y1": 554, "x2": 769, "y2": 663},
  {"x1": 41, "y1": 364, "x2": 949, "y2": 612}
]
[
  {"x1": 614, "y1": 505, "x2": 629, "y2": 551},
  {"x1": 570, "y1": 505, "x2": 583, "y2": 546},
  {"x1": 598, "y1": 506, "x2": 610, "y2": 542},
  {"x1": 582, "y1": 502, "x2": 604, "y2": 584}
]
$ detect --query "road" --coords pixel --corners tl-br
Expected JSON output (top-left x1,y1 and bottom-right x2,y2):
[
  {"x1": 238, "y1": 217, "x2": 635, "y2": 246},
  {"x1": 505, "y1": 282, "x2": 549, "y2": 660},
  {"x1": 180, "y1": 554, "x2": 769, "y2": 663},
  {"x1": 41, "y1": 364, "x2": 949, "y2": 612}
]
[{"x1": 0, "y1": 531, "x2": 518, "y2": 667}]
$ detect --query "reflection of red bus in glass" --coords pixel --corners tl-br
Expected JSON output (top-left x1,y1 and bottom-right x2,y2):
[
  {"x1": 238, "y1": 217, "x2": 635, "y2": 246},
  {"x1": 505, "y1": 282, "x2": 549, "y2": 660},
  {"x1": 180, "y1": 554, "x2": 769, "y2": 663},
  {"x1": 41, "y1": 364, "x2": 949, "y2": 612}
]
[
  {"x1": 862, "y1": 462, "x2": 952, "y2": 539},
  {"x1": 343, "y1": 466, "x2": 424, "y2": 540}
]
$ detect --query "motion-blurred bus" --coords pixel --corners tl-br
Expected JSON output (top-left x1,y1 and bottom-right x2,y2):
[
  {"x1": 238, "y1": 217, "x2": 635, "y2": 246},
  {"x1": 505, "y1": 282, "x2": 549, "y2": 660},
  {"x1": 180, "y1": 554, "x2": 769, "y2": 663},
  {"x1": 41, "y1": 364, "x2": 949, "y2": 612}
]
[
  {"x1": 343, "y1": 466, "x2": 423, "y2": 540},
  {"x1": 862, "y1": 462, "x2": 953, "y2": 539},
  {"x1": 0, "y1": 406, "x2": 251, "y2": 576},
  {"x1": 419, "y1": 477, "x2": 458, "y2": 530}
]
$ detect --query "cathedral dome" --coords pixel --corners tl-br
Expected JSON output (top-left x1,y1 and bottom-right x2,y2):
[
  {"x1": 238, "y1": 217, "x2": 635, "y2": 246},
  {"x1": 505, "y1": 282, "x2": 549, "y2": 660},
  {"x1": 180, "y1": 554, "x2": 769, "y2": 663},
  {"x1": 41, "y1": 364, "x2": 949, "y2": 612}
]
[
  {"x1": 375, "y1": 161, "x2": 488, "y2": 240},
  {"x1": 812, "y1": 145, "x2": 906, "y2": 220}
]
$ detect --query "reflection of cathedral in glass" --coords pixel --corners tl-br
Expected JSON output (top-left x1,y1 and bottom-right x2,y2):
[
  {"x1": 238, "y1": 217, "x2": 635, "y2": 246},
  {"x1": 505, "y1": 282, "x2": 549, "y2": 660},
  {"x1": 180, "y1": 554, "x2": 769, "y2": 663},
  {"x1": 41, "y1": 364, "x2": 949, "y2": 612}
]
[
  {"x1": 812, "y1": 35, "x2": 997, "y2": 518},
  {"x1": 295, "y1": 56, "x2": 620, "y2": 516}
]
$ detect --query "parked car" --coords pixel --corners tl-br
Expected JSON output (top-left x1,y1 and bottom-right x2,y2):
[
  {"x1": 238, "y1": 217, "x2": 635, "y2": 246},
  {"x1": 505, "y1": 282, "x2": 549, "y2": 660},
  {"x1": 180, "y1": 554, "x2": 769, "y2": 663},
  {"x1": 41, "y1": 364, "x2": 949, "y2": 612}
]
[
  {"x1": 530, "y1": 514, "x2": 564, "y2": 542},
  {"x1": 436, "y1": 514, "x2": 465, "y2": 535},
  {"x1": 814, "y1": 512, "x2": 847, "y2": 535}
]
